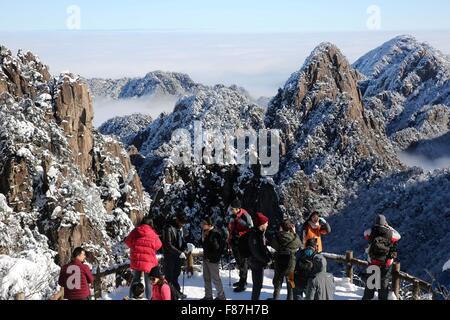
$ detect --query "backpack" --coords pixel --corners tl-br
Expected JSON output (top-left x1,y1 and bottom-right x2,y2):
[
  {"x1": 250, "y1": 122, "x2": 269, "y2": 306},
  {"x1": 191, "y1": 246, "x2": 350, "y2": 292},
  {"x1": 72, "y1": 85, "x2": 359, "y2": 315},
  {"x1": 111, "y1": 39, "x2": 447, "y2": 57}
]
[
  {"x1": 296, "y1": 255, "x2": 314, "y2": 275},
  {"x1": 294, "y1": 252, "x2": 315, "y2": 286},
  {"x1": 369, "y1": 236, "x2": 392, "y2": 261}
]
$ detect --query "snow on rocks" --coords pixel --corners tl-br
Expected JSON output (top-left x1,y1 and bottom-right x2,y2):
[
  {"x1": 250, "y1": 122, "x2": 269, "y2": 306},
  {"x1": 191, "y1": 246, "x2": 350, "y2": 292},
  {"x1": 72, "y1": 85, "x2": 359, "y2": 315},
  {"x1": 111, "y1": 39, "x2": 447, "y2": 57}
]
[
  {"x1": 0, "y1": 44, "x2": 150, "y2": 299},
  {"x1": 98, "y1": 114, "x2": 154, "y2": 145},
  {"x1": 354, "y1": 35, "x2": 450, "y2": 152},
  {"x1": 444, "y1": 259, "x2": 450, "y2": 272}
]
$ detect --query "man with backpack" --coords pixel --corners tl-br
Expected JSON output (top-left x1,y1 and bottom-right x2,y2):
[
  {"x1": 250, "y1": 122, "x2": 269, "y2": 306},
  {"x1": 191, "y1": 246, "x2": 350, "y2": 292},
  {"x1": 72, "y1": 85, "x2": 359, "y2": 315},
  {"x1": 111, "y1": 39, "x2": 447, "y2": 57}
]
[
  {"x1": 270, "y1": 219, "x2": 301, "y2": 300},
  {"x1": 200, "y1": 216, "x2": 227, "y2": 300},
  {"x1": 227, "y1": 199, "x2": 254, "y2": 293},
  {"x1": 362, "y1": 214, "x2": 401, "y2": 300},
  {"x1": 247, "y1": 212, "x2": 272, "y2": 300},
  {"x1": 293, "y1": 238, "x2": 318, "y2": 300},
  {"x1": 124, "y1": 216, "x2": 162, "y2": 300},
  {"x1": 162, "y1": 213, "x2": 189, "y2": 299}
]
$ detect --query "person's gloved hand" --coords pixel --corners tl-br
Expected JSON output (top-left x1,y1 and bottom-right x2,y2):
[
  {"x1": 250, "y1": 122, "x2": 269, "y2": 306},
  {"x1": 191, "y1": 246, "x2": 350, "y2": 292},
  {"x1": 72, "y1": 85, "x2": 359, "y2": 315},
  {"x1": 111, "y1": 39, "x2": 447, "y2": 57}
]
[
  {"x1": 186, "y1": 243, "x2": 195, "y2": 254},
  {"x1": 179, "y1": 252, "x2": 187, "y2": 260},
  {"x1": 267, "y1": 246, "x2": 276, "y2": 254}
]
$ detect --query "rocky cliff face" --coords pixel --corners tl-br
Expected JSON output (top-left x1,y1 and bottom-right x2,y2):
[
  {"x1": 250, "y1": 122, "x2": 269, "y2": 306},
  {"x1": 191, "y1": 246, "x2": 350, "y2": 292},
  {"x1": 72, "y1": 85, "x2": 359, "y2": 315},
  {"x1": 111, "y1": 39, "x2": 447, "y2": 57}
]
[
  {"x1": 266, "y1": 43, "x2": 403, "y2": 217},
  {"x1": 128, "y1": 85, "x2": 282, "y2": 237},
  {"x1": 0, "y1": 45, "x2": 149, "y2": 299}
]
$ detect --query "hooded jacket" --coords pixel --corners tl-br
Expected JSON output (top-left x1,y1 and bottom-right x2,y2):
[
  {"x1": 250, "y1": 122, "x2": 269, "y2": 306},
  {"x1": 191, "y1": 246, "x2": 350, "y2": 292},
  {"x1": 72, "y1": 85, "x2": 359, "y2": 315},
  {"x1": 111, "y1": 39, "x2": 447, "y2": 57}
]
[
  {"x1": 125, "y1": 224, "x2": 162, "y2": 273},
  {"x1": 271, "y1": 230, "x2": 302, "y2": 274},
  {"x1": 305, "y1": 254, "x2": 335, "y2": 300}
]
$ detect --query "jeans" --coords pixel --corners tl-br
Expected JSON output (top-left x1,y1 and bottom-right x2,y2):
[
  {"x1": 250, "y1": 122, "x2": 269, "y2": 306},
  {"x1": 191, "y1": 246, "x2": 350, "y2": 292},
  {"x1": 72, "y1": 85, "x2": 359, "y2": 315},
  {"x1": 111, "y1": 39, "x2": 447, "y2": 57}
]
[{"x1": 130, "y1": 270, "x2": 152, "y2": 300}]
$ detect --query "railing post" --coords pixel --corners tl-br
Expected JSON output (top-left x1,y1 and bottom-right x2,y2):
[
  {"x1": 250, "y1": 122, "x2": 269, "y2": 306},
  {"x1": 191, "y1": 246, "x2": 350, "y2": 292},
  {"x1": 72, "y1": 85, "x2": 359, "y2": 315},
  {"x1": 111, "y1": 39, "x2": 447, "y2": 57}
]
[
  {"x1": 14, "y1": 292, "x2": 25, "y2": 300},
  {"x1": 392, "y1": 263, "x2": 401, "y2": 299},
  {"x1": 94, "y1": 266, "x2": 102, "y2": 300},
  {"x1": 345, "y1": 251, "x2": 354, "y2": 283},
  {"x1": 412, "y1": 280, "x2": 421, "y2": 300},
  {"x1": 186, "y1": 252, "x2": 194, "y2": 276}
]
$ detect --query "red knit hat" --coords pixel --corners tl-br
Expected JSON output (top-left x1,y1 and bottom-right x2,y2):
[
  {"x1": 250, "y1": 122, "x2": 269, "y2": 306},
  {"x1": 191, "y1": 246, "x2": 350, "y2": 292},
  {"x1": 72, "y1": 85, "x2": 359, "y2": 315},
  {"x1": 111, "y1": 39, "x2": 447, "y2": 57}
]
[{"x1": 255, "y1": 212, "x2": 269, "y2": 227}]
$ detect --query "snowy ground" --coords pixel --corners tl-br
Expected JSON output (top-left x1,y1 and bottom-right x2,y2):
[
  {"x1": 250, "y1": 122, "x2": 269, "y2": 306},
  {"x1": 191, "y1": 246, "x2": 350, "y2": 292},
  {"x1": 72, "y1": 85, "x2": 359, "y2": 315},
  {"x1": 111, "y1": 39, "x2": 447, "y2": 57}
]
[{"x1": 102, "y1": 267, "x2": 366, "y2": 301}]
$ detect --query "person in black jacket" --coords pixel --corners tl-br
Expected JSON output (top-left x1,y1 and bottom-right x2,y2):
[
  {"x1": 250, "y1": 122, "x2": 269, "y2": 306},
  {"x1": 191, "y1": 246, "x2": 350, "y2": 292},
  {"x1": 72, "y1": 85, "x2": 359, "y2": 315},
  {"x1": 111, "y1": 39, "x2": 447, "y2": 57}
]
[
  {"x1": 200, "y1": 216, "x2": 226, "y2": 300},
  {"x1": 162, "y1": 213, "x2": 188, "y2": 298},
  {"x1": 248, "y1": 212, "x2": 271, "y2": 301}
]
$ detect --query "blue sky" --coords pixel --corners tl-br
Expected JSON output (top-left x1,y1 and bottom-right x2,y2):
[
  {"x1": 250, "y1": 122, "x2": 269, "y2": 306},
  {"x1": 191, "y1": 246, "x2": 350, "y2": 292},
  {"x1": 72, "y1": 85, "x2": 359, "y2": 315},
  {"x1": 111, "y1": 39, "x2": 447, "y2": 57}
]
[{"x1": 1, "y1": 0, "x2": 450, "y2": 32}]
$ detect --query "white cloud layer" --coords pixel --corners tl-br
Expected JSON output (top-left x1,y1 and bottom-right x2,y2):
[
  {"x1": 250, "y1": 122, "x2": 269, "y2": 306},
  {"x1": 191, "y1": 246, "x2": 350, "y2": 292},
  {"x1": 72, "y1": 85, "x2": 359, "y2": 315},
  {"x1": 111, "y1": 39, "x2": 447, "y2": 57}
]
[
  {"x1": 93, "y1": 95, "x2": 178, "y2": 127},
  {"x1": 2, "y1": 30, "x2": 450, "y2": 98},
  {"x1": 398, "y1": 151, "x2": 450, "y2": 172}
]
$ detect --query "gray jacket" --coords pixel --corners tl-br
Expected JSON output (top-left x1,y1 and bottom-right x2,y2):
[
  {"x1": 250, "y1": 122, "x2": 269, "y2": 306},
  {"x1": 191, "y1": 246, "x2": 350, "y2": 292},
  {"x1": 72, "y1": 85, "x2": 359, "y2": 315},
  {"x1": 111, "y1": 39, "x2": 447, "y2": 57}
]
[{"x1": 305, "y1": 254, "x2": 335, "y2": 300}]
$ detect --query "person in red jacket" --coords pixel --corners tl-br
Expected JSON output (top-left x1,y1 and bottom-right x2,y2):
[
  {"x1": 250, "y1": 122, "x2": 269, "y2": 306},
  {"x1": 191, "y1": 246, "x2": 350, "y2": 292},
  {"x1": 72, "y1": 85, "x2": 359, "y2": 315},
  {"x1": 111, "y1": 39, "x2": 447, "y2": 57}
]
[
  {"x1": 227, "y1": 198, "x2": 254, "y2": 293},
  {"x1": 150, "y1": 266, "x2": 172, "y2": 301},
  {"x1": 58, "y1": 247, "x2": 95, "y2": 300},
  {"x1": 125, "y1": 216, "x2": 162, "y2": 300}
]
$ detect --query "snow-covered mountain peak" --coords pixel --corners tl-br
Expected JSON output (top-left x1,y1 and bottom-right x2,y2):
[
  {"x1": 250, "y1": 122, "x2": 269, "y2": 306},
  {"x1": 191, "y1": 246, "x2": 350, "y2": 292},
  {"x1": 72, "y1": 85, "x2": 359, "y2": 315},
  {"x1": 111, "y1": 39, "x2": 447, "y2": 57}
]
[
  {"x1": 354, "y1": 36, "x2": 450, "y2": 150},
  {"x1": 354, "y1": 35, "x2": 450, "y2": 80},
  {"x1": 0, "y1": 44, "x2": 51, "y2": 99},
  {"x1": 266, "y1": 42, "x2": 364, "y2": 149},
  {"x1": 87, "y1": 70, "x2": 201, "y2": 100}
]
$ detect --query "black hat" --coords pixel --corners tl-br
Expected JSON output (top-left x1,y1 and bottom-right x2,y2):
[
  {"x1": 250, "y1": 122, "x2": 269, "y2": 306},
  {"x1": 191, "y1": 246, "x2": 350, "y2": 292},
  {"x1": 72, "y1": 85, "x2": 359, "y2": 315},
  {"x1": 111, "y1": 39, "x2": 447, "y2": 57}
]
[
  {"x1": 230, "y1": 198, "x2": 241, "y2": 209},
  {"x1": 202, "y1": 216, "x2": 213, "y2": 226},
  {"x1": 149, "y1": 266, "x2": 164, "y2": 278},
  {"x1": 176, "y1": 213, "x2": 188, "y2": 224},
  {"x1": 141, "y1": 216, "x2": 154, "y2": 227}
]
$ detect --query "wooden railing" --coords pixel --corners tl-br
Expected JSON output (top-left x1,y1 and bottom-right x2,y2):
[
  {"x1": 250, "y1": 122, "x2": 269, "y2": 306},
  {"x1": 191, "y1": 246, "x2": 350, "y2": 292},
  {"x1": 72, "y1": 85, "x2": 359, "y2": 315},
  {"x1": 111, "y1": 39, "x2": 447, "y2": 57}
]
[
  {"x1": 45, "y1": 249, "x2": 434, "y2": 301},
  {"x1": 322, "y1": 251, "x2": 433, "y2": 300}
]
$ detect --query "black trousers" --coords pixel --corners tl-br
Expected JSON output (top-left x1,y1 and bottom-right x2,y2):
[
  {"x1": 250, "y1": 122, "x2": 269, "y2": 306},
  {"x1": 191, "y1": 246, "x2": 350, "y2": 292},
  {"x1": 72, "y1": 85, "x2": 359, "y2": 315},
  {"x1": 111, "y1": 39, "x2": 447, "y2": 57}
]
[
  {"x1": 362, "y1": 265, "x2": 392, "y2": 300},
  {"x1": 163, "y1": 254, "x2": 183, "y2": 292},
  {"x1": 251, "y1": 267, "x2": 264, "y2": 300},
  {"x1": 231, "y1": 244, "x2": 248, "y2": 285}
]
